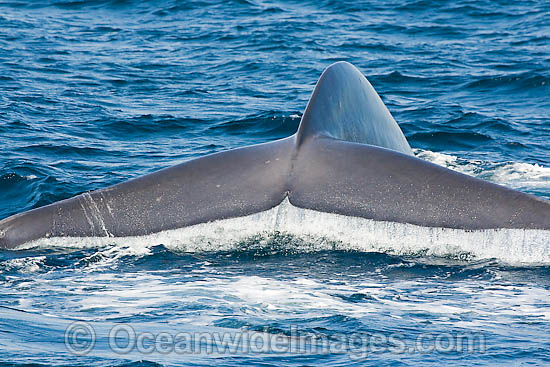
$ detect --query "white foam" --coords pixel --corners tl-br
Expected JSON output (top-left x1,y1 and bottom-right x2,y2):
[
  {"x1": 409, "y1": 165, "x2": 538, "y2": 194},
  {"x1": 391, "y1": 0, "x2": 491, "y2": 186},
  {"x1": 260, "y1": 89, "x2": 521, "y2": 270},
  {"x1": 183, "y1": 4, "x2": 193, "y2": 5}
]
[
  {"x1": 491, "y1": 162, "x2": 550, "y2": 189},
  {"x1": 3, "y1": 256, "x2": 46, "y2": 273},
  {"x1": 416, "y1": 149, "x2": 550, "y2": 193},
  {"x1": 20, "y1": 198, "x2": 550, "y2": 265}
]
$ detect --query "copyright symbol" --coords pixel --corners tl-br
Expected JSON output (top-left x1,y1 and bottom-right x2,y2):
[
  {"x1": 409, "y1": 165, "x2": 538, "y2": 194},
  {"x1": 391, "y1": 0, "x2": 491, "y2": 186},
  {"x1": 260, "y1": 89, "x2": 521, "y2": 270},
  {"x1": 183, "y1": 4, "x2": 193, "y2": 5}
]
[{"x1": 64, "y1": 321, "x2": 96, "y2": 356}]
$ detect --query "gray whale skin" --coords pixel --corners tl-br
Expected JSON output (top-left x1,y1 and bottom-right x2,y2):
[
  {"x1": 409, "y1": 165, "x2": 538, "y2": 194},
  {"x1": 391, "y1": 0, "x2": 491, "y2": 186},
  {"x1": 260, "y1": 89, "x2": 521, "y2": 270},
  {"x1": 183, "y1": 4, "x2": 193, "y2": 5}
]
[{"x1": 1, "y1": 61, "x2": 549, "y2": 249}]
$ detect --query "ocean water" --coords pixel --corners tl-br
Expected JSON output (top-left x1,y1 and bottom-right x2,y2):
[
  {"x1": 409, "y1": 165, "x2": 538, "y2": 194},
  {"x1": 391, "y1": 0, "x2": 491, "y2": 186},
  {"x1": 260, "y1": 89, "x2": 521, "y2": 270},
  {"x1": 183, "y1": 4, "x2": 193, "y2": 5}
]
[{"x1": 1, "y1": 0, "x2": 550, "y2": 365}]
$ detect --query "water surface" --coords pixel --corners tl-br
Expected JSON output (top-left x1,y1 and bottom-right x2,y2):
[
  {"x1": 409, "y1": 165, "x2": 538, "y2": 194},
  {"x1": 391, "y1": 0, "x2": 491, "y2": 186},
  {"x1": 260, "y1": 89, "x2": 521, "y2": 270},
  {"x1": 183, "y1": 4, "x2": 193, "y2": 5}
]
[{"x1": 1, "y1": 0, "x2": 549, "y2": 365}]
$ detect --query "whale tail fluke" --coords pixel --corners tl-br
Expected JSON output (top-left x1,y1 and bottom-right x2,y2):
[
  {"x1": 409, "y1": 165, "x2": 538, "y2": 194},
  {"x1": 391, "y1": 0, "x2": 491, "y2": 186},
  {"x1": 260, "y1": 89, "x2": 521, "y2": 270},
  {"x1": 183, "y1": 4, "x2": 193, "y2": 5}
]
[{"x1": 1, "y1": 61, "x2": 549, "y2": 249}]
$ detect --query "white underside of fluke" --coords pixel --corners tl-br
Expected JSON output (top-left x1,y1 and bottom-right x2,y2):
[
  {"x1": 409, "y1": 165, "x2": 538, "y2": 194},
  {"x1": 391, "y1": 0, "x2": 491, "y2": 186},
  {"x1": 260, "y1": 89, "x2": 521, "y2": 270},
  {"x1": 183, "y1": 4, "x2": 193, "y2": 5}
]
[{"x1": 19, "y1": 198, "x2": 550, "y2": 264}]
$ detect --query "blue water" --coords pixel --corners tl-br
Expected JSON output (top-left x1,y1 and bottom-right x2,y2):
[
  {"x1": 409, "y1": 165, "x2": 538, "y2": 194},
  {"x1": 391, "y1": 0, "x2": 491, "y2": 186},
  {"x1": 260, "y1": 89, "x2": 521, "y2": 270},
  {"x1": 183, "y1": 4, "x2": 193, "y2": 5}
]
[{"x1": 1, "y1": 0, "x2": 550, "y2": 365}]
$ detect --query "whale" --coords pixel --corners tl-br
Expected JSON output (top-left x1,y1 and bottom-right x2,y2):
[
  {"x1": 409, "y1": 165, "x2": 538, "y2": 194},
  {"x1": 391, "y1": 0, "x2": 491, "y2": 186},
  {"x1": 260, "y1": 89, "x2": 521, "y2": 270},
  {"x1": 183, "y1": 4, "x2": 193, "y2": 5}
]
[{"x1": 1, "y1": 61, "x2": 549, "y2": 250}]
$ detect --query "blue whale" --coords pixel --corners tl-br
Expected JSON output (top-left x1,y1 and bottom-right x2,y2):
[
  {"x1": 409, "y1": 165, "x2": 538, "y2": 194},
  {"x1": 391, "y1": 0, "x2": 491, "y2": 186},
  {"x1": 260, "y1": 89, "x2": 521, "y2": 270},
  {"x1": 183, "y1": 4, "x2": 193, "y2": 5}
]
[{"x1": 1, "y1": 61, "x2": 549, "y2": 249}]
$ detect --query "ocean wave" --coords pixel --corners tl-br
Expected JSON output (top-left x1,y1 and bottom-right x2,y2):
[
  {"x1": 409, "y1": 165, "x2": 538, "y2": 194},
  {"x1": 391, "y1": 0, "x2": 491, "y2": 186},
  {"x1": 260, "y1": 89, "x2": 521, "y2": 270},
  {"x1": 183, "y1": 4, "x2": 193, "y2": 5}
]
[
  {"x1": 408, "y1": 131, "x2": 494, "y2": 150},
  {"x1": 96, "y1": 114, "x2": 206, "y2": 136},
  {"x1": 0, "y1": 255, "x2": 46, "y2": 273},
  {"x1": 209, "y1": 112, "x2": 300, "y2": 138},
  {"x1": 465, "y1": 72, "x2": 550, "y2": 92}
]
